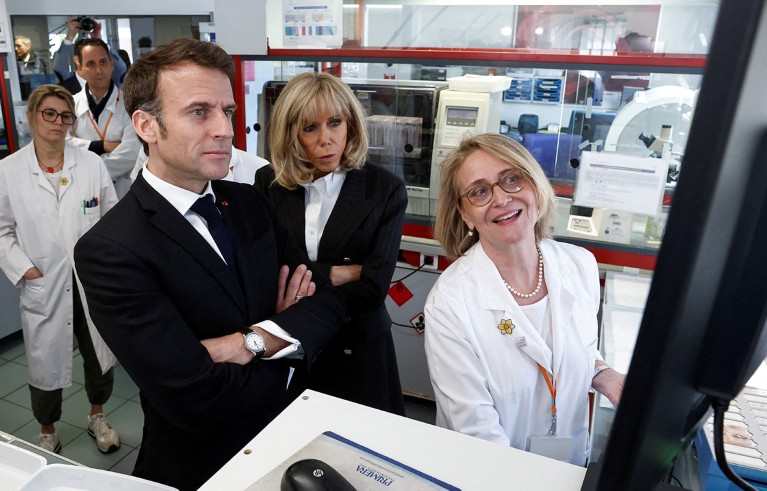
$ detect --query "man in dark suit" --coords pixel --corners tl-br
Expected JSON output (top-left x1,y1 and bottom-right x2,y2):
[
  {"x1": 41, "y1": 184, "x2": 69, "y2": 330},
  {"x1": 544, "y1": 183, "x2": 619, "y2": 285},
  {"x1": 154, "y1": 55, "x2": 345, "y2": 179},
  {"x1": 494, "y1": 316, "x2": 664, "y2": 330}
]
[{"x1": 74, "y1": 38, "x2": 344, "y2": 491}]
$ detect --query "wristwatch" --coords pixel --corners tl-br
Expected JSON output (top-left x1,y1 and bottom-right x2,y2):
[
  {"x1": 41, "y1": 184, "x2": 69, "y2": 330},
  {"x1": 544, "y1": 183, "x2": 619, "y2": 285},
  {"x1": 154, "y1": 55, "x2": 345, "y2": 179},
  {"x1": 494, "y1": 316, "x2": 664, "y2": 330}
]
[{"x1": 240, "y1": 328, "x2": 266, "y2": 359}]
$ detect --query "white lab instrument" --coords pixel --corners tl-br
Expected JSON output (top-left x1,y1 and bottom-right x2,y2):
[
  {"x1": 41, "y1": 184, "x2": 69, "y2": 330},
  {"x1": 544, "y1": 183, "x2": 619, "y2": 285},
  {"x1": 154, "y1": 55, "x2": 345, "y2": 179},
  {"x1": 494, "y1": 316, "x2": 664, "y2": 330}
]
[
  {"x1": 413, "y1": 75, "x2": 510, "y2": 216},
  {"x1": 603, "y1": 85, "x2": 697, "y2": 157}
]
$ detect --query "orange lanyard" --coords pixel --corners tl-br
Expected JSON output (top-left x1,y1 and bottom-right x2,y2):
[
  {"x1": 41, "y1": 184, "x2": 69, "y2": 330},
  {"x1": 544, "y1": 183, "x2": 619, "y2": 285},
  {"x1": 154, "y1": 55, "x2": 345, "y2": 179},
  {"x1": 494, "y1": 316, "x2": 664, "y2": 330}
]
[
  {"x1": 87, "y1": 88, "x2": 119, "y2": 141},
  {"x1": 537, "y1": 363, "x2": 558, "y2": 435}
]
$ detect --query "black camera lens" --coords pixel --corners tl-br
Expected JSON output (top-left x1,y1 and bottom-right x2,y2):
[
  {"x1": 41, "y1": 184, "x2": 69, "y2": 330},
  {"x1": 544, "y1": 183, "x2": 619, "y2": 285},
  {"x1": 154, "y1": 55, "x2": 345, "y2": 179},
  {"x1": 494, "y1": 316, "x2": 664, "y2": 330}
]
[{"x1": 77, "y1": 16, "x2": 95, "y2": 32}]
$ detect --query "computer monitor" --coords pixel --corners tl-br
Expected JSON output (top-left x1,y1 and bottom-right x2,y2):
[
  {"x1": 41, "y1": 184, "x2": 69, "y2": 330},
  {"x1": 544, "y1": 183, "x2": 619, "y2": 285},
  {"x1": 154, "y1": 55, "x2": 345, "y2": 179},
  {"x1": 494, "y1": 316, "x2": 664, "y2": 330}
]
[
  {"x1": 568, "y1": 110, "x2": 615, "y2": 150},
  {"x1": 582, "y1": 3, "x2": 767, "y2": 490}
]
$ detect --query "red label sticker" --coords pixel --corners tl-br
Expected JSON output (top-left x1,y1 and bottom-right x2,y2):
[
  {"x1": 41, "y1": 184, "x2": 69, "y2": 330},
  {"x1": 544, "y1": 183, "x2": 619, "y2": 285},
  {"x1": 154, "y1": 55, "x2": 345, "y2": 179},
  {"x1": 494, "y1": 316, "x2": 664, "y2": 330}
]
[{"x1": 388, "y1": 281, "x2": 414, "y2": 307}]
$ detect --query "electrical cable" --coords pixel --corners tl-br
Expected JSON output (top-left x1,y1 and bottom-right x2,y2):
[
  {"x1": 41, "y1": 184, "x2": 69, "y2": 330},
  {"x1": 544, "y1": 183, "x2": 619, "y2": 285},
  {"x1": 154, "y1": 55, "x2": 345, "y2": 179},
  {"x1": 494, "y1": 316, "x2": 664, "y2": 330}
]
[
  {"x1": 392, "y1": 321, "x2": 417, "y2": 329},
  {"x1": 713, "y1": 398, "x2": 758, "y2": 491},
  {"x1": 390, "y1": 263, "x2": 426, "y2": 283}
]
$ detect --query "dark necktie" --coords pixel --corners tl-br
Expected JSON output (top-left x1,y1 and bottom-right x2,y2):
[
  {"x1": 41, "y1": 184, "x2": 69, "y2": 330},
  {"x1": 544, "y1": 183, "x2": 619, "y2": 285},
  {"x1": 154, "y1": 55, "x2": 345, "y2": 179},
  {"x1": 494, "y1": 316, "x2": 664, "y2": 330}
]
[{"x1": 190, "y1": 194, "x2": 237, "y2": 267}]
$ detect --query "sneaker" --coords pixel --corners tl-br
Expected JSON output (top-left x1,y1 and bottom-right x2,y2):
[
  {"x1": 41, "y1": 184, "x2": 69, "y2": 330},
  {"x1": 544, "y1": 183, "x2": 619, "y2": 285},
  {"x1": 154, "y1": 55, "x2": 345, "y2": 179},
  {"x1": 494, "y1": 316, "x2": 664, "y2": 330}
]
[
  {"x1": 87, "y1": 413, "x2": 120, "y2": 454},
  {"x1": 36, "y1": 432, "x2": 61, "y2": 454}
]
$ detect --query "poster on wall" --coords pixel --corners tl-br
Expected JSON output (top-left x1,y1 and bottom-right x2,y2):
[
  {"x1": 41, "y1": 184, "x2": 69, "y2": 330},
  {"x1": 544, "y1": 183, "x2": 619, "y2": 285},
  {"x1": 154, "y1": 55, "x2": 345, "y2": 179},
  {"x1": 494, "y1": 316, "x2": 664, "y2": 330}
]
[
  {"x1": 574, "y1": 151, "x2": 669, "y2": 216},
  {"x1": 283, "y1": 0, "x2": 343, "y2": 48}
]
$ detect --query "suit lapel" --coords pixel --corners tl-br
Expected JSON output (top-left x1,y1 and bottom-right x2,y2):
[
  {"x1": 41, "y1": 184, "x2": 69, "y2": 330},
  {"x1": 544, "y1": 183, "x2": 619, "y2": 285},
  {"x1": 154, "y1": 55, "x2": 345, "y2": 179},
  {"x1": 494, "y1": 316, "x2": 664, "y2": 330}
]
[
  {"x1": 267, "y1": 184, "x2": 307, "y2": 255},
  {"x1": 318, "y1": 168, "x2": 374, "y2": 260},
  {"x1": 133, "y1": 176, "x2": 247, "y2": 315}
]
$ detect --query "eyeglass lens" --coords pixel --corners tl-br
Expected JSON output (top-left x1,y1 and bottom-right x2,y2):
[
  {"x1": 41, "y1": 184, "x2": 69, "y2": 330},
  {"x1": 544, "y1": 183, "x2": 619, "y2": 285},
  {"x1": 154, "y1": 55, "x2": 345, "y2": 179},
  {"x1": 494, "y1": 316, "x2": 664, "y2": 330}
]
[
  {"x1": 465, "y1": 172, "x2": 524, "y2": 206},
  {"x1": 41, "y1": 109, "x2": 76, "y2": 125}
]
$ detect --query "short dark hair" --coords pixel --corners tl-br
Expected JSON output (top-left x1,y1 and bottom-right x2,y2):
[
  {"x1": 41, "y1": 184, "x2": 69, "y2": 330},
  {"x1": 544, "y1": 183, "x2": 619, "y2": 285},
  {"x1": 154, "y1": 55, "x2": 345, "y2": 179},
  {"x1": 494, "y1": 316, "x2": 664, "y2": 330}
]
[
  {"x1": 123, "y1": 38, "x2": 234, "y2": 153},
  {"x1": 74, "y1": 38, "x2": 110, "y2": 63}
]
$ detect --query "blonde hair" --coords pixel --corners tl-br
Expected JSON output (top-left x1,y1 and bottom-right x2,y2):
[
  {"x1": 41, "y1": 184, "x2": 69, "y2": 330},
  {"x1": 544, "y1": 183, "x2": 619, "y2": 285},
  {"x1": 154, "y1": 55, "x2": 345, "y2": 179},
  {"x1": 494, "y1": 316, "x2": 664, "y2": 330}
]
[
  {"x1": 268, "y1": 72, "x2": 368, "y2": 189},
  {"x1": 26, "y1": 84, "x2": 76, "y2": 136},
  {"x1": 434, "y1": 133, "x2": 557, "y2": 260}
]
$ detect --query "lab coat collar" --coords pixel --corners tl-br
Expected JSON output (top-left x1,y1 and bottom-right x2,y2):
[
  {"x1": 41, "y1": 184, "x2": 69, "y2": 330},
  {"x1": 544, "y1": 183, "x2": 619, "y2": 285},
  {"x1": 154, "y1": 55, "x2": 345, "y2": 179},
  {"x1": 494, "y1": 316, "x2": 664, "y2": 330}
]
[
  {"x1": 26, "y1": 142, "x2": 78, "y2": 198},
  {"x1": 469, "y1": 239, "x2": 576, "y2": 375},
  {"x1": 75, "y1": 85, "x2": 119, "y2": 118}
]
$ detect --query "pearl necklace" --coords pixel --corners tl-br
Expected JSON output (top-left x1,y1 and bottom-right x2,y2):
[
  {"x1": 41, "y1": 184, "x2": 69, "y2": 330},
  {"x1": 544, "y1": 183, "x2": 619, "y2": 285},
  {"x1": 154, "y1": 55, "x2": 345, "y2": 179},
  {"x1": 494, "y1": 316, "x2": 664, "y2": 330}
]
[{"x1": 503, "y1": 246, "x2": 543, "y2": 299}]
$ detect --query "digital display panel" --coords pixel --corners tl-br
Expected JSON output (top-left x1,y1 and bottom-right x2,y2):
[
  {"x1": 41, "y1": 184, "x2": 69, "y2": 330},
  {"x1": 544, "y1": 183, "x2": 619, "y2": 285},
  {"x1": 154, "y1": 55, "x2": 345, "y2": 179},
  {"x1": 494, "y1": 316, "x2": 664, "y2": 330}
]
[{"x1": 446, "y1": 106, "x2": 478, "y2": 126}]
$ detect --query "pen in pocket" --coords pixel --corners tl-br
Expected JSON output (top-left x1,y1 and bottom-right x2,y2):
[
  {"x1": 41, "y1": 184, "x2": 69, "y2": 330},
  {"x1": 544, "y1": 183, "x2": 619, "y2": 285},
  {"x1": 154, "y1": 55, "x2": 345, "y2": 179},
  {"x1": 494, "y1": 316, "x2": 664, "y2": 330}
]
[{"x1": 83, "y1": 197, "x2": 99, "y2": 214}]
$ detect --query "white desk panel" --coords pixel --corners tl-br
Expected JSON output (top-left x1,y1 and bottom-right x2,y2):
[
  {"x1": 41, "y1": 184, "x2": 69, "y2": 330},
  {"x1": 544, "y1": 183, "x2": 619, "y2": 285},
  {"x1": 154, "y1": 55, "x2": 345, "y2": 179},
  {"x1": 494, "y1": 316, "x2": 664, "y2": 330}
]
[{"x1": 201, "y1": 390, "x2": 586, "y2": 491}]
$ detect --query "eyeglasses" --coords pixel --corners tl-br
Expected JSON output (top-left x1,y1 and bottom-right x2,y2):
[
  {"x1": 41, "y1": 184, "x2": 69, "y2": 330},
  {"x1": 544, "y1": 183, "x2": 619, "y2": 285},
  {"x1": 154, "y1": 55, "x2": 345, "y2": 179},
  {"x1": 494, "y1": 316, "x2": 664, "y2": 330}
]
[
  {"x1": 460, "y1": 171, "x2": 525, "y2": 206},
  {"x1": 38, "y1": 109, "x2": 76, "y2": 126}
]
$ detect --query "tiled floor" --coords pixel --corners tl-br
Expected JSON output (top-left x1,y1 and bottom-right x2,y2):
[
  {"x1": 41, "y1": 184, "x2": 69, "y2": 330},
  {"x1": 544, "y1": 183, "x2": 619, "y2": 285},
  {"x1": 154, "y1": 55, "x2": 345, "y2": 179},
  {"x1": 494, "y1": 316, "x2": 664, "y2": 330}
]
[
  {"x1": 0, "y1": 331, "x2": 142, "y2": 474},
  {"x1": 0, "y1": 331, "x2": 436, "y2": 477}
]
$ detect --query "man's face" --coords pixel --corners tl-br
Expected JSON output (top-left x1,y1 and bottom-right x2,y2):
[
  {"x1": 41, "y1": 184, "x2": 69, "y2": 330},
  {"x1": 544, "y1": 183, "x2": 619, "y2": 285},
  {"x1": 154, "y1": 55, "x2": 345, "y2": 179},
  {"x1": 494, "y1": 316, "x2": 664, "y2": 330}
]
[
  {"x1": 77, "y1": 45, "x2": 114, "y2": 94},
  {"x1": 14, "y1": 39, "x2": 30, "y2": 60},
  {"x1": 138, "y1": 62, "x2": 235, "y2": 194}
]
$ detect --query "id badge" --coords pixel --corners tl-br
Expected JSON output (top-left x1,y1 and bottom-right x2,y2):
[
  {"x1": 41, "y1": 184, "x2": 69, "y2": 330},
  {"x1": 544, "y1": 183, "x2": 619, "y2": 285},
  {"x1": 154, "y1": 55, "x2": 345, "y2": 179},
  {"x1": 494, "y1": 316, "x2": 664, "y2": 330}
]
[{"x1": 529, "y1": 435, "x2": 574, "y2": 462}]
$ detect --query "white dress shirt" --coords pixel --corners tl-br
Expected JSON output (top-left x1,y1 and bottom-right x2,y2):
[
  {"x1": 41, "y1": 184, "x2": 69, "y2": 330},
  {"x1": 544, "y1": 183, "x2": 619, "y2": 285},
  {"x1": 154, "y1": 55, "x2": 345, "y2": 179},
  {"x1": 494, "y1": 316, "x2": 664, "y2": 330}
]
[{"x1": 299, "y1": 168, "x2": 347, "y2": 261}]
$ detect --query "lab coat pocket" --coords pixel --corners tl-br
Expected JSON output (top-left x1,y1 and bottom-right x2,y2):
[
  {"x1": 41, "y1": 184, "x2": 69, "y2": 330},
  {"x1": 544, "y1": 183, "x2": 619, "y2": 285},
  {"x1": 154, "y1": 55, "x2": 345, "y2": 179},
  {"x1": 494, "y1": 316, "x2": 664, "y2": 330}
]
[
  {"x1": 21, "y1": 275, "x2": 48, "y2": 316},
  {"x1": 82, "y1": 204, "x2": 100, "y2": 231}
]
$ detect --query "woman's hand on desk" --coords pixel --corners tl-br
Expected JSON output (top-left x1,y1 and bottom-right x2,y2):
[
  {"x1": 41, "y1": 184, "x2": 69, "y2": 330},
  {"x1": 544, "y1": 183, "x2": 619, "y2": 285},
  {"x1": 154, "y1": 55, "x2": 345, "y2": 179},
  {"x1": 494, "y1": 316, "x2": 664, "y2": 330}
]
[
  {"x1": 592, "y1": 367, "x2": 626, "y2": 407},
  {"x1": 276, "y1": 264, "x2": 315, "y2": 313}
]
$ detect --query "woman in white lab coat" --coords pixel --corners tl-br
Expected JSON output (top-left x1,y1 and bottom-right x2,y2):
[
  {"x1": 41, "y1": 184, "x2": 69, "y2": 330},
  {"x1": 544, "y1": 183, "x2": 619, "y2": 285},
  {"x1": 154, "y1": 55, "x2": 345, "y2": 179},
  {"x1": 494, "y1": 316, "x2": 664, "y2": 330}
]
[
  {"x1": 424, "y1": 133, "x2": 625, "y2": 466},
  {"x1": 0, "y1": 85, "x2": 120, "y2": 455}
]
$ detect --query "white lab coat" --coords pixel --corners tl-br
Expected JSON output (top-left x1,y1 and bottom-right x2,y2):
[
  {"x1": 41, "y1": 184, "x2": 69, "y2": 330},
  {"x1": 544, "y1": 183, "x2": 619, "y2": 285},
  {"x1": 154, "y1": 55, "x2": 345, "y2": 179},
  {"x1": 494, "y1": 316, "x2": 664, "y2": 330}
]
[
  {"x1": 69, "y1": 85, "x2": 140, "y2": 199},
  {"x1": 227, "y1": 147, "x2": 269, "y2": 184},
  {"x1": 424, "y1": 239, "x2": 601, "y2": 466},
  {"x1": 0, "y1": 142, "x2": 118, "y2": 390},
  {"x1": 130, "y1": 146, "x2": 268, "y2": 184}
]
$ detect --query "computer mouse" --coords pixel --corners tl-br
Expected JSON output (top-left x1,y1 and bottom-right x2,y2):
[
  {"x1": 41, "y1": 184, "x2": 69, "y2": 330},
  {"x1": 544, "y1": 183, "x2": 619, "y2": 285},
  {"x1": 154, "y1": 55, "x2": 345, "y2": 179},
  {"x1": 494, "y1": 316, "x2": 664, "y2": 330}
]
[{"x1": 280, "y1": 458, "x2": 358, "y2": 491}]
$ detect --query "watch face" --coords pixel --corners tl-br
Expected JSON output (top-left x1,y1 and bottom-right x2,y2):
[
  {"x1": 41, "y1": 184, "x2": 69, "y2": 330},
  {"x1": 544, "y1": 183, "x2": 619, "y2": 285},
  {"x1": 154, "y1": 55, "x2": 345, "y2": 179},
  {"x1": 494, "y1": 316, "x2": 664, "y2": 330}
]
[{"x1": 244, "y1": 332, "x2": 265, "y2": 354}]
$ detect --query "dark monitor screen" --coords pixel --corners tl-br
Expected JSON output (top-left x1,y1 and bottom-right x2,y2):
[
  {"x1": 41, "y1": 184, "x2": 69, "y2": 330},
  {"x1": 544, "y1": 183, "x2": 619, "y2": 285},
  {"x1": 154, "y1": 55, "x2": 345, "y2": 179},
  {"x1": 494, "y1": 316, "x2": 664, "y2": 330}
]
[
  {"x1": 621, "y1": 86, "x2": 645, "y2": 106},
  {"x1": 568, "y1": 110, "x2": 615, "y2": 149},
  {"x1": 582, "y1": 3, "x2": 767, "y2": 490}
]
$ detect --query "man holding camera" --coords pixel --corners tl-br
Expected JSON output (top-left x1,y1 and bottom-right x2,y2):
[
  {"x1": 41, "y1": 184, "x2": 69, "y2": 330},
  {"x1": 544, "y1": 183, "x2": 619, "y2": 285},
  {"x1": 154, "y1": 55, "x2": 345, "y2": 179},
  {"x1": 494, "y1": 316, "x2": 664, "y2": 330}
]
[{"x1": 54, "y1": 16, "x2": 126, "y2": 94}]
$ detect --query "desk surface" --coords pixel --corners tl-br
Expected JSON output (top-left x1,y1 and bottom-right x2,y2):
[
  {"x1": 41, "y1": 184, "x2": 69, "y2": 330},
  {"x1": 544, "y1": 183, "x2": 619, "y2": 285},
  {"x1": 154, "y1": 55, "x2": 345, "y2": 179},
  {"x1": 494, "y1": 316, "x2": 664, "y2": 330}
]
[{"x1": 201, "y1": 390, "x2": 586, "y2": 491}]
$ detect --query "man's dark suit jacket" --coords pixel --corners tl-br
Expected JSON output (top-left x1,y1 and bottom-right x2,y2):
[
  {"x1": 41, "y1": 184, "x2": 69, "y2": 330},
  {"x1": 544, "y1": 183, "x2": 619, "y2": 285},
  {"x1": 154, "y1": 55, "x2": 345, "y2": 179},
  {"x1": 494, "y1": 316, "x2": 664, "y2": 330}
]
[
  {"x1": 74, "y1": 174, "x2": 345, "y2": 491},
  {"x1": 255, "y1": 163, "x2": 406, "y2": 415},
  {"x1": 59, "y1": 75, "x2": 82, "y2": 95}
]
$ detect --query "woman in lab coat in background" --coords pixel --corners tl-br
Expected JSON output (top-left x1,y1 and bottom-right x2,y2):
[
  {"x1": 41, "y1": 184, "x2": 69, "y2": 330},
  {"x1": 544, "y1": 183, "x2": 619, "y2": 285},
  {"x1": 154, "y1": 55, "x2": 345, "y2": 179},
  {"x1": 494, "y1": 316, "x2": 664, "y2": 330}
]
[
  {"x1": 424, "y1": 133, "x2": 625, "y2": 466},
  {"x1": 0, "y1": 85, "x2": 120, "y2": 455}
]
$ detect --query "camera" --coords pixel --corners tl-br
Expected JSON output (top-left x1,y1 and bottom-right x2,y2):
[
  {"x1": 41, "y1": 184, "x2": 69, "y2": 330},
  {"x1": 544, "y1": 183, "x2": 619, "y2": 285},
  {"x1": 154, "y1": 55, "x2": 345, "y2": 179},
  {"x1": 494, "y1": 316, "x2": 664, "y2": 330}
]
[{"x1": 77, "y1": 16, "x2": 95, "y2": 32}]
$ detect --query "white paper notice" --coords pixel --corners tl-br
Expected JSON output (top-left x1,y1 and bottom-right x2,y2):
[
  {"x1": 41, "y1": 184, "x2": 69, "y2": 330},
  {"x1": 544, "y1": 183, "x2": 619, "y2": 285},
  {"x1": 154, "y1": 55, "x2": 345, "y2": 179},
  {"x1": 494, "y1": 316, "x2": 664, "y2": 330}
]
[
  {"x1": 283, "y1": 0, "x2": 343, "y2": 48},
  {"x1": 574, "y1": 152, "x2": 668, "y2": 215}
]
